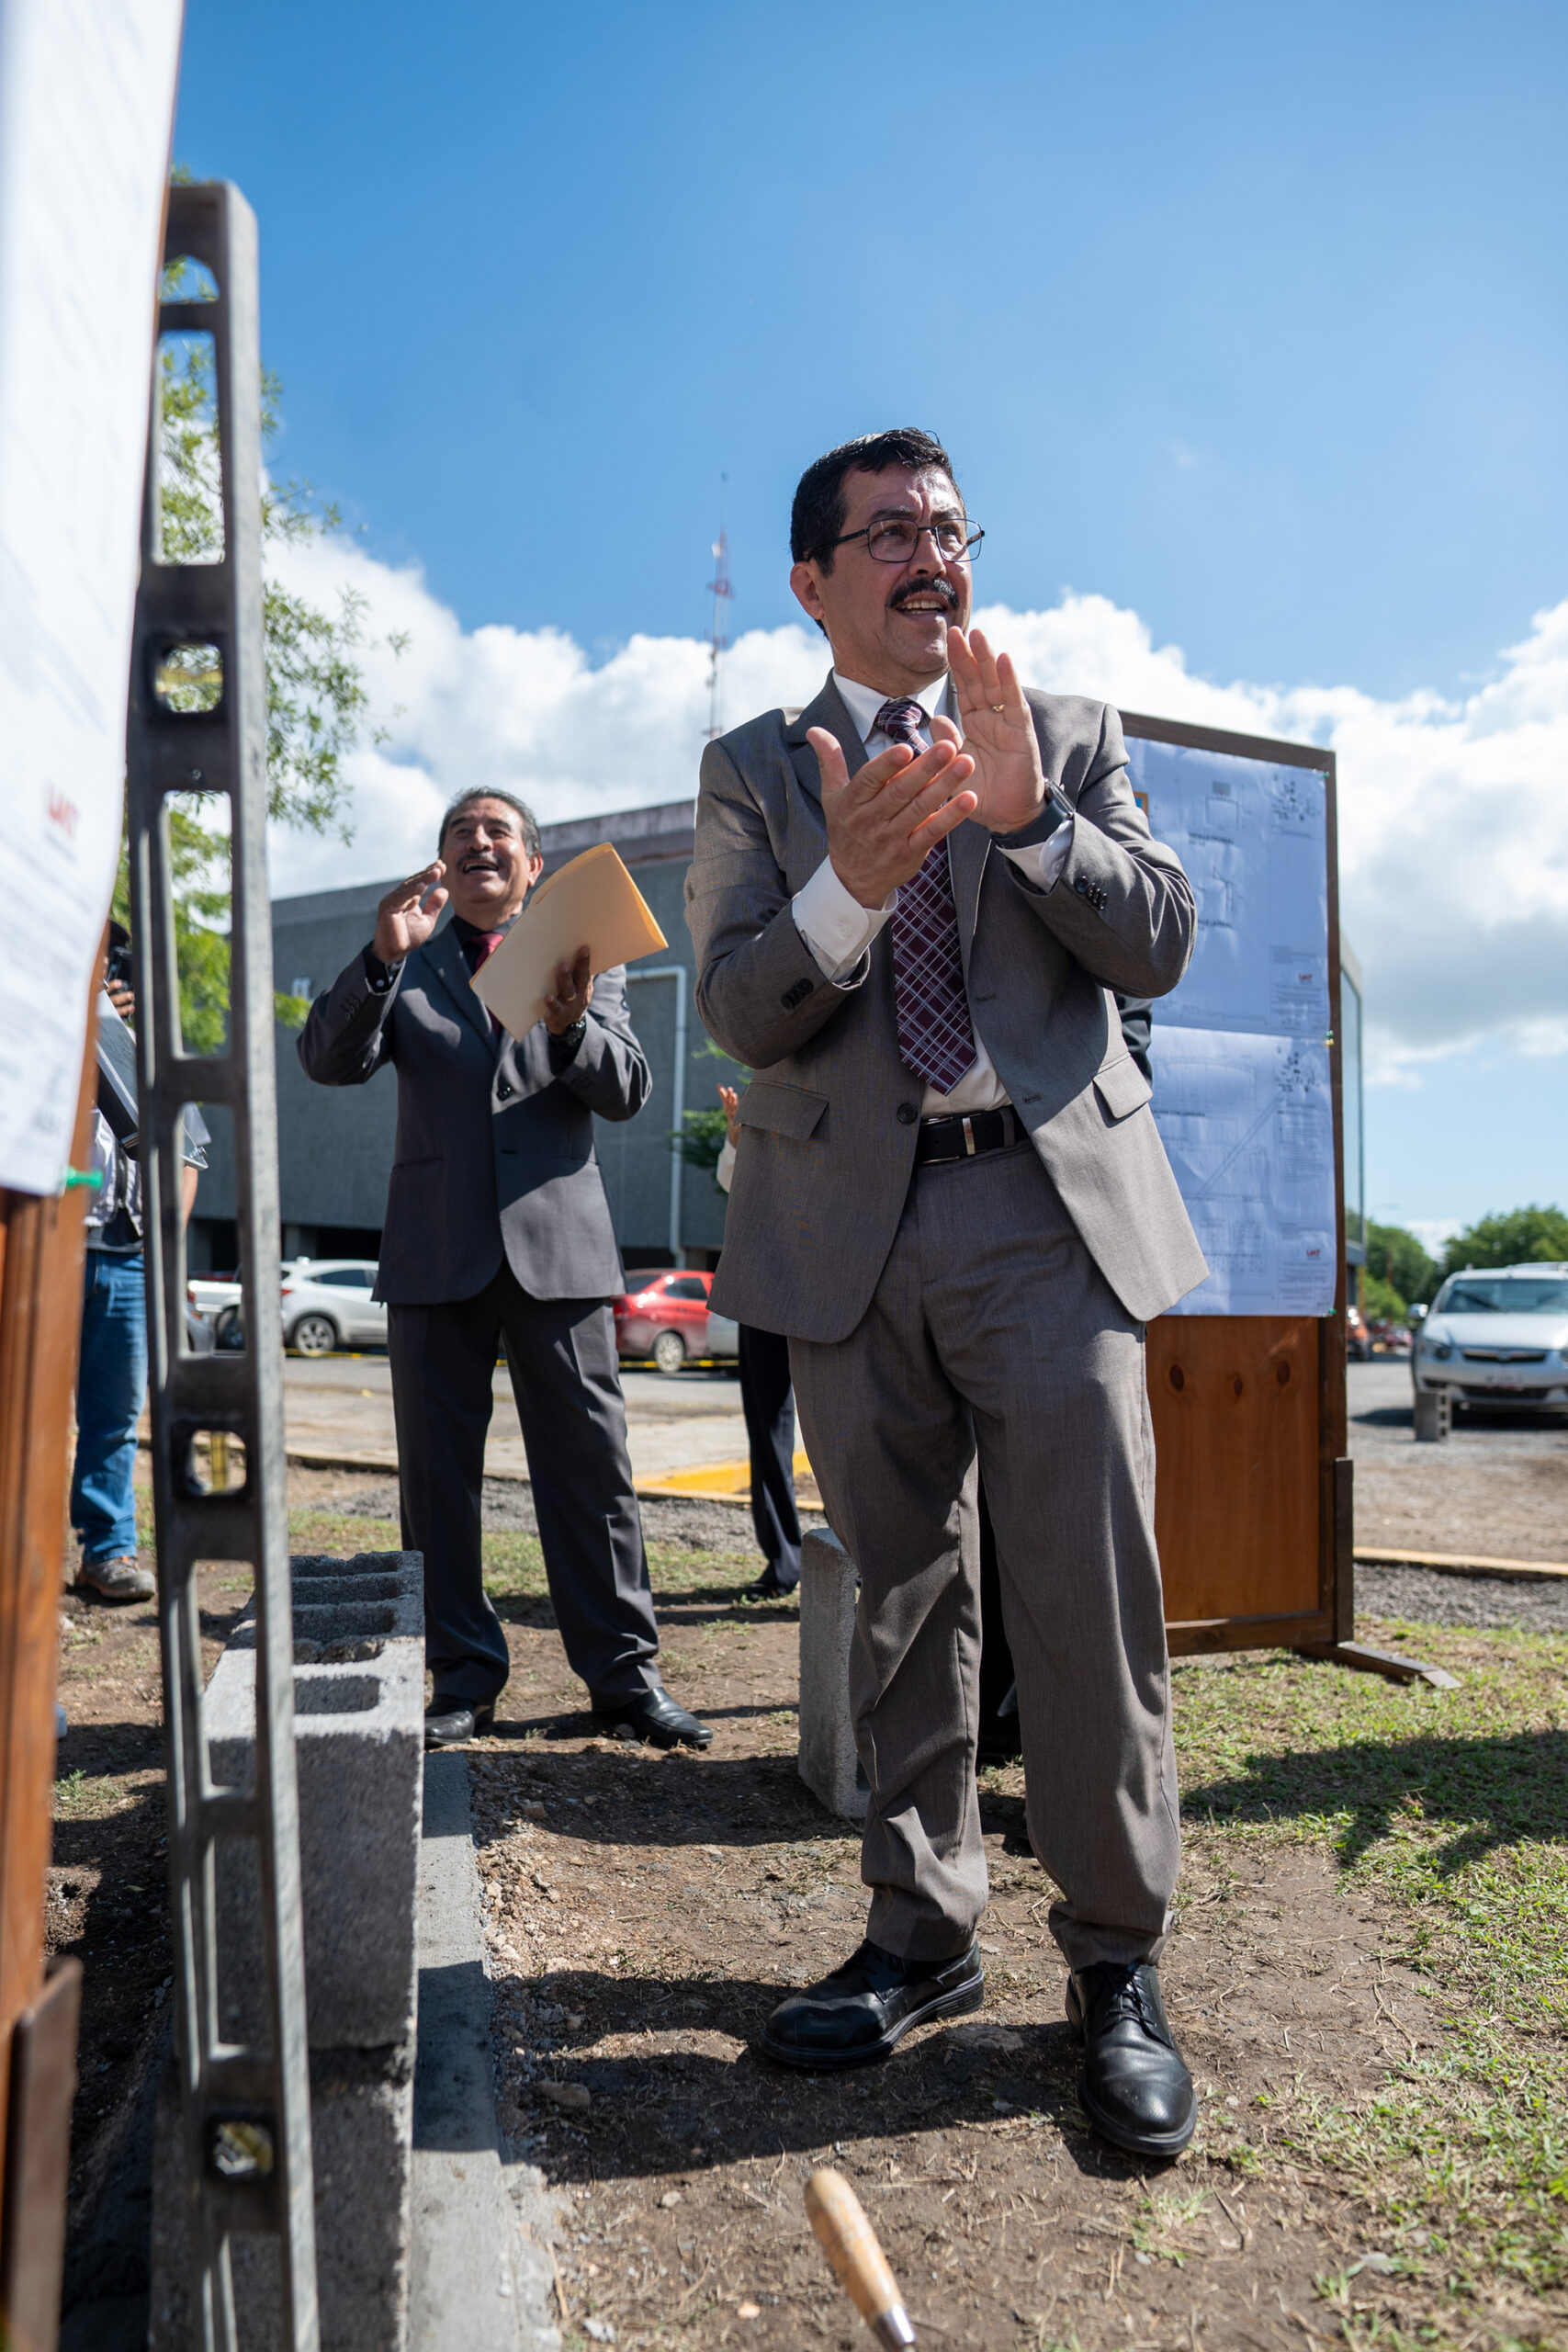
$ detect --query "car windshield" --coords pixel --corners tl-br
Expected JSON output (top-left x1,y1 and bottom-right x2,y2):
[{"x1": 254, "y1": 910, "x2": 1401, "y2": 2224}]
[{"x1": 1437, "y1": 1277, "x2": 1568, "y2": 1316}]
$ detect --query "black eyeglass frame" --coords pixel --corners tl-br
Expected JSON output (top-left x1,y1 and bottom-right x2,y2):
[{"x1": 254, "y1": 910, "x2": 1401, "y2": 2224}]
[{"x1": 829, "y1": 517, "x2": 986, "y2": 564}]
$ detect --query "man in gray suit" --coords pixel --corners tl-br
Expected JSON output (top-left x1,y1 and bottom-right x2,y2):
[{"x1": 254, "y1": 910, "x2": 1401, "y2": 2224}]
[
  {"x1": 300, "y1": 787, "x2": 710, "y2": 1755},
  {"x1": 685, "y1": 428, "x2": 1208, "y2": 2156}
]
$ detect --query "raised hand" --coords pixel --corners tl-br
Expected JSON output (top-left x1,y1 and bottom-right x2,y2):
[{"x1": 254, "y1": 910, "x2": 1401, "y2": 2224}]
[
  {"x1": 544, "y1": 944, "x2": 594, "y2": 1035},
  {"x1": 946, "y1": 628, "x2": 1045, "y2": 835},
  {"x1": 809, "y1": 728, "x2": 977, "y2": 910},
  {"x1": 717, "y1": 1082, "x2": 740, "y2": 1148},
  {"x1": 373, "y1": 861, "x2": 448, "y2": 962}
]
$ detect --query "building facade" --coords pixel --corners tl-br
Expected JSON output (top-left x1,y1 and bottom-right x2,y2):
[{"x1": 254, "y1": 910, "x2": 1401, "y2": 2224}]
[{"x1": 187, "y1": 799, "x2": 740, "y2": 1277}]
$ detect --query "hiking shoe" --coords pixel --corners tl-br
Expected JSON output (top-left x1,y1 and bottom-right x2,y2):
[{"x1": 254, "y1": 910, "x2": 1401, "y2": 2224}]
[{"x1": 75, "y1": 1555, "x2": 154, "y2": 1603}]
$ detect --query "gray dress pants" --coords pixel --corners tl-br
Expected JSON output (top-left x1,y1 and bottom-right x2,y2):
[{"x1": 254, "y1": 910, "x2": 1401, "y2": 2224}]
[
  {"x1": 388, "y1": 1264, "x2": 661, "y2": 1711},
  {"x1": 789, "y1": 1140, "x2": 1179, "y2": 1974}
]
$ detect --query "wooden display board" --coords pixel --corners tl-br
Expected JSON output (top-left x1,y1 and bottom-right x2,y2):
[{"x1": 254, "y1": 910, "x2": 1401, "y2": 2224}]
[{"x1": 1121, "y1": 712, "x2": 1385, "y2": 1674}]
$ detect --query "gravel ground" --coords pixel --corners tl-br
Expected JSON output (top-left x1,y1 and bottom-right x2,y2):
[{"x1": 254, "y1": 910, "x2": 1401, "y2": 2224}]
[
  {"x1": 1356, "y1": 1560, "x2": 1568, "y2": 1633},
  {"x1": 1348, "y1": 1357, "x2": 1568, "y2": 1563}
]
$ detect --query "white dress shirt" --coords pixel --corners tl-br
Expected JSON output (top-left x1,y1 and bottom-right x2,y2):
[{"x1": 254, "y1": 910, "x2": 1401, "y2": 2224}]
[{"x1": 790, "y1": 671, "x2": 1075, "y2": 1117}]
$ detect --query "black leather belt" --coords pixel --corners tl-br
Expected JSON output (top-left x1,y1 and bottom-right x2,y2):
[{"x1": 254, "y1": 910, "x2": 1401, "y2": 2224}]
[{"x1": 913, "y1": 1104, "x2": 1022, "y2": 1166}]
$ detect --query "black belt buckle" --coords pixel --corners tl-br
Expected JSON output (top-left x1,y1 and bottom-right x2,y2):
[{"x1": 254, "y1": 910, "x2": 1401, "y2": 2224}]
[{"x1": 916, "y1": 1106, "x2": 1016, "y2": 1166}]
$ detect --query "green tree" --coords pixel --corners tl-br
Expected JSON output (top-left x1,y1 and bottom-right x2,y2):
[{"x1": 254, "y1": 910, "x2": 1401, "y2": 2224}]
[
  {"x1": 1365, "y1": 1219, "x2": 1439, "y2": 1310},
  {"x1": 116, "y1": 232, "x2": 404, "y2": 1043},
  {"x1": 1440, "y1": 1204, "x2": 1568, "y2": 1279},
  {"x1": 1361, "y1": 1269, "x2": 1407, "y2": 1322}
]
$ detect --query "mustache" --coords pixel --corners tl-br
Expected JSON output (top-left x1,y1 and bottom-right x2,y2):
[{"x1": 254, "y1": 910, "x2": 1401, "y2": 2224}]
[{"x1": 887, "y1": 574, "x2": 959, "y2": 614}]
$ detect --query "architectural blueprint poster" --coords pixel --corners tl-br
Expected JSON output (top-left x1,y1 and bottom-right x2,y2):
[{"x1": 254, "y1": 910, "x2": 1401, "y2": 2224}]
[{"x1": 1124, "y1": 733, "x2": 1337, "y2": 1316}]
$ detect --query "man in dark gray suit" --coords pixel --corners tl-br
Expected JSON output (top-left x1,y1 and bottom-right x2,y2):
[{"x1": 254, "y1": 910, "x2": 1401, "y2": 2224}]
[
  {"x1": 686, "y1": 429, "x2": 1207, "y2": 2156},
  {"x1": 300, "y1": 787, "x2": 710, "y2": 1755}
]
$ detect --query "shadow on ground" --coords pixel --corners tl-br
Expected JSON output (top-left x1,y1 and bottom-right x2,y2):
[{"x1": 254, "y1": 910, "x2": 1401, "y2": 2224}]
[{"x1": 1184, "y1": 1724, "x2": 1568, "y2": 1869}]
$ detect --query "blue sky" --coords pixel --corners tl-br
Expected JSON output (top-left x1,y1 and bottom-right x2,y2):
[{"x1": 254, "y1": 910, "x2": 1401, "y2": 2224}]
[{"x1": 176, "y1": 0, "x2": 1568, "y2": 1238}]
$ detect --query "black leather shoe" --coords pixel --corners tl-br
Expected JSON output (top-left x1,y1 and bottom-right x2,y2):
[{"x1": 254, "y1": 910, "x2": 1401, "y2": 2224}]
[
  {"x1": 762, "y1": 1937, "x2": 984, "y2": 2070},
  {"x1": 592, "y1": 1687, "x2": 713, "y2": 1749},
  {"x1": 742, "y1": 1568, "x2": 798, "y2": 1601},
  {"x1": 1066, "y1": 1961, "x2": 1196, "y2": 2157},
  {"x1": 423, "y1": 1701, "x2": 495, "y2": 1750}
]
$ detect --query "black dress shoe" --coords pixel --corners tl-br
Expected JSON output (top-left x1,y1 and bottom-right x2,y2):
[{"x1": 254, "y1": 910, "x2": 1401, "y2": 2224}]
[
  {"x1": 762, "y1": 1937, "x2": 984, "y2": 2070},
  {"x1": 1066, "y1": 1961, "x2": 1196, "y2": 2157},
  {"x1": 423, "y1": 1701, "x2": 495, "y2": 1750},
  {"x1": 742, "y1": 1567, "x2": 798, "y2": 1601},
  {"x1": 592, "y1": 1687, "x2": 713, "y2": 1749}
]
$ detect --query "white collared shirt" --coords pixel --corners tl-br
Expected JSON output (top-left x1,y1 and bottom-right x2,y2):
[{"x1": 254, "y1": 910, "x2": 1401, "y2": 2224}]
[{"x1": 790, "y1": 671, "x2": 1075, "y2": 1117}]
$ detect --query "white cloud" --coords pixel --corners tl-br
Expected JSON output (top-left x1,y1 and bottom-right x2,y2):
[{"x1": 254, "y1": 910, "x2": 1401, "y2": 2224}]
[{"x1": 265, "y1": 534, "x2": 1568, "y2": 1076}]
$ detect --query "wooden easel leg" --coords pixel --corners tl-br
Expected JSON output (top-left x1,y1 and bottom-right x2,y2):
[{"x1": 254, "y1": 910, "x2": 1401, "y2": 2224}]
[{"x1": 1295, "y1": 1639, "x2": 1458, "y2": 1690}]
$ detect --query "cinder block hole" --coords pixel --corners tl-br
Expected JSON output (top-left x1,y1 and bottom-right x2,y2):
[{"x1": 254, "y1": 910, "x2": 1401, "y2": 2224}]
[
  {"x1": 293, "y1": 1605, "x2": 396, "y2": 1637},
  {"x1": 291, "y1": 1673, "x2": 380, "y2": 1716},
  {"x1": 292, "y1": 1576, "x2": 403, "y2": 1602}
]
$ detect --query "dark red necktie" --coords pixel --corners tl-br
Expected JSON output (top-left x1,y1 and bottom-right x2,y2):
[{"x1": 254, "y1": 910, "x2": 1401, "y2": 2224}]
[
  {"x1": 876, "y1": 697, "x2": 977, "y2": 1095},
  {"x1": 468, "y1": 929, "x2": 504, "y2": 1035}
]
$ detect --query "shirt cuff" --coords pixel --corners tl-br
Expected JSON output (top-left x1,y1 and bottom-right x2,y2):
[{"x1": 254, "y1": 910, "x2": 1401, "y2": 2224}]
[
  {"x1": 1000, "y1": 816, "x2": 1074, "y2": 895},
  {"x1": 716, "y1": 1136, "x2": 736, "y2": 1193},
  {"x1": 792, "y1": 857, "x2": 895, "y2": 982},
  {"x1": 363, "y1": 944, "x2": 403, "y2": 993}
]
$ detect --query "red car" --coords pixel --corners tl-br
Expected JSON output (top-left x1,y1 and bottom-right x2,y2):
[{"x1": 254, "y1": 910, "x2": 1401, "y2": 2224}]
[{"x1": 613, "y1": 1270, "x2": 739, "y2": 1375}]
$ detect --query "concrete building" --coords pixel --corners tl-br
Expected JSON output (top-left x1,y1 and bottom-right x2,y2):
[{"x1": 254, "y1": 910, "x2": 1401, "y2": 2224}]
[{"x1": 187, "y1": 799, "x2": 741, "y2": 1276}]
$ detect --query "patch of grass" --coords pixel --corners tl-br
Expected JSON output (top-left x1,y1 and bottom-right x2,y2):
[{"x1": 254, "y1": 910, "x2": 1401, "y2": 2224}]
[
  {"x1": 288, "y1": 1509, "x2": 402, "y2": 1557},
  {"x1": 1174, "y1": 1619, "x2": 1568, "y2": 2310}
]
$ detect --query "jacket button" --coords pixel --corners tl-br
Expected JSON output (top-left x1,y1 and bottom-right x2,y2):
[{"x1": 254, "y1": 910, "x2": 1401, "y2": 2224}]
[
  {"x1": 497, "y1": 1081, "x2": 513, "y2": 1099},
  {"x1": 897, "y1": 1102, "x2": 918, "y2": 1126}
]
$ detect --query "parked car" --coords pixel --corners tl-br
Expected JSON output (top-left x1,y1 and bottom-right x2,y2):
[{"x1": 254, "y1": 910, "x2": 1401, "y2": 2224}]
[
  {"x1": 187, "y1": 1271, "x2": 243, "y2": 1348},
  {"x1": 187, "y1": 1261, "x2": 304, "y2": 1351},
  {"x1": 1346, "y1": 1302, "x2": 1371, "y2": 1362},
  {"x1": 1412, "y1": 1262, "x2": 1568, "y2": 1416},
  {"x1": 612, "y1": 1269, "x2": 739, "y2": 1375},
  {"x1": 280, "y1": 1261, "x2": 387, "y2": 1357}
]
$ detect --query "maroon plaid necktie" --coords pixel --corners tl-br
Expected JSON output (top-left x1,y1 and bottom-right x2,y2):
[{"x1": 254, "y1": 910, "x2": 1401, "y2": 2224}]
[
  {"x1": 876, "y1": 697, "x2": 977, "y2": 1095},
  {"x1": 465, "y1": 928, "x2": 505, "y2": 1035}
]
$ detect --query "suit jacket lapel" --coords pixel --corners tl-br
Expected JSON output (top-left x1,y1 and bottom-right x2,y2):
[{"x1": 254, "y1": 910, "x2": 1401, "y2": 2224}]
[
  {"x1": 422, "y1": 923, "x2": 499, "y2": 1053},
  {"x1": 784, "y1": 673, "x2": 867, "y2": 806}
]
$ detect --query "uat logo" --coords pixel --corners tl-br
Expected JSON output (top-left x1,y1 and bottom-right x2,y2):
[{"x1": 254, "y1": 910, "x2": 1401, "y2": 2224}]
[{"x1": 48, "y1": 787, "x2": 79, "y2": 839}]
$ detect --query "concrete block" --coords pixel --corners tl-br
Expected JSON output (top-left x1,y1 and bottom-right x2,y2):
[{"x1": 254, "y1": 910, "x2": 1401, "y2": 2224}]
[
  {"x1": 797, "y1": 1528, "x2": 868, "y2": 1820},
  {"x1": 149, "y1": 2044, "x2": 413, "y2": 2352},
  {"x1": 1414, "y1": 1387, "x2": 1451, "y2": 1442},
  {"x1": 152, "y1": 1552, "x2": 425, "y2": 2352},
  {"x1": 213, "y1": 1553, "x2": 424, "y2": 2051}
]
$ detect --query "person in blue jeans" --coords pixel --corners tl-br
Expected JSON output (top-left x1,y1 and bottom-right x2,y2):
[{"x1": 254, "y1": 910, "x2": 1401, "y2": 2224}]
[{"x1": 73, "y1": 949, "x2": 206, "y2": 1602}]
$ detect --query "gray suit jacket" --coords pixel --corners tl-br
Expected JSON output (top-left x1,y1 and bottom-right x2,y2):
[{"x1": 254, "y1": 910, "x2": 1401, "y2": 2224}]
[
  {"x1": 685, "y1": 674, "x2": 1207, "y2": 1340},
  {"x1": 298, "y1": 923, "x2": 650, "y2": 1306}
]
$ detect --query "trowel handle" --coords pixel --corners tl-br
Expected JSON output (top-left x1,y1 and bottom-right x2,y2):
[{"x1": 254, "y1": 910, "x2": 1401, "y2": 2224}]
[{"x1": 805, "y1": 2169, "x2": 916, "y2": 2350}]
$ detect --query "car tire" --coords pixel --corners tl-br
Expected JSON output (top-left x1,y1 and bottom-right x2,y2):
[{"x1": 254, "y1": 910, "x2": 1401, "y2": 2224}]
[
  {"x1": 289, "y1": 1312, "x2": 339, "y2": 1358},
  {"x1": 652, "y1": 1329, "x2": 687, "y2": 1376},
  {"x1": 215, "y1": 1306, "x2": 244, "y2": 1351}
]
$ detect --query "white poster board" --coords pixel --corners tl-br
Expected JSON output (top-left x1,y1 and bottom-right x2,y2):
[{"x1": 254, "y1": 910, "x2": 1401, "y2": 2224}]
[
  {"x1": 1125, "y1": 731, "x2": 1337, "y2": 1317},
  {"x1": 0, "y1": 0, "x2": 184, "y2": 1194}
]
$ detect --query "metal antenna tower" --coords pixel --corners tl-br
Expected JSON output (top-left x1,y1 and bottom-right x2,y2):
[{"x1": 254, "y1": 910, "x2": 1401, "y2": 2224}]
[{"x1": 704, "y1": 477, "x2": 732, "y2": 741}]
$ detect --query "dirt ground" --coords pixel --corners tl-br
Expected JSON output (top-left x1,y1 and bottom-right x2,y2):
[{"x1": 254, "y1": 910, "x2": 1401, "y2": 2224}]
[
  {"x1": 468, "y1": 1712, "x2": 1449, "y2": 2352},
  {"x1": 52, "y1": 1396, "x2": 1568, "y2": 2349}
]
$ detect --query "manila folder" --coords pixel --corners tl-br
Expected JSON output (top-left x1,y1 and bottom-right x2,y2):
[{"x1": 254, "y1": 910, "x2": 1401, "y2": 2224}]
[{"x1": 469, "y1": 843, "x2": 668, "y2": 1040}]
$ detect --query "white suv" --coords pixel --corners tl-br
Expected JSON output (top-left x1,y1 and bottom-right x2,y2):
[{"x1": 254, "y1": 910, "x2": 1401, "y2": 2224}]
[
  {"x1": 1412, "y1": 1262, "x2": 1568, "y2": 1415},
  {"x1": 280, "y1": 1261, "x2": 386, "y2": 1357}
]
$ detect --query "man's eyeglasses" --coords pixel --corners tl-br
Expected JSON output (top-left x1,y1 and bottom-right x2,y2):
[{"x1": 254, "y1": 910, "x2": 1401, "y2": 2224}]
[{"x1": 831, "y1": 516, "x2": 985, "y2": 565}]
